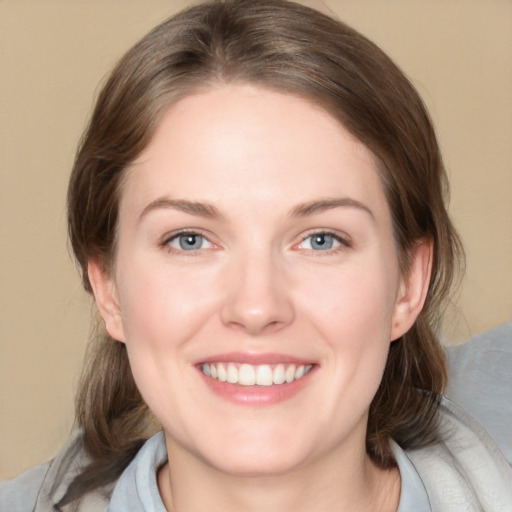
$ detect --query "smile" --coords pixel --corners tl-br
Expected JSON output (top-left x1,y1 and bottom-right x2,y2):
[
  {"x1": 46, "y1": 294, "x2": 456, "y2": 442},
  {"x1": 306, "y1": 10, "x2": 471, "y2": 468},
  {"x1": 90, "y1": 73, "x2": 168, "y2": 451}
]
[{"x1": 201, "y1": 362, "x2": 313, "y2": 386}]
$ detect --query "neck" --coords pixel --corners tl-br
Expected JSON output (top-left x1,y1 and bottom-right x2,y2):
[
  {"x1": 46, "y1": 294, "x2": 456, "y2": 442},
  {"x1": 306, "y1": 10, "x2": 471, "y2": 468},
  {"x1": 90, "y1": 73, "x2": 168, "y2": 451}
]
[{"x1": 157, "y1": 439, "x2": 400, "y2": 512}]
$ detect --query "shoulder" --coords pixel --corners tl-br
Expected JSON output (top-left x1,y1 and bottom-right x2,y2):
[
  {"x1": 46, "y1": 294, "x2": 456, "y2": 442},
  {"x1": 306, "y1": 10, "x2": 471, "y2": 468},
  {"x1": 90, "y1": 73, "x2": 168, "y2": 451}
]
[
  {"x1": 446, "y1": 321, "x2": 512, "y2": 376},
  {"x1": 0, "y1": 431, "x2": 166, "y2": 512},
  {"x1": 0, "y1": 463, "x2": 50, "y2": 512},
  {"x1": 445, "y1": 321, "x2": 512, "y2": 463},
  {"x1": 0, "y1": 431, "x2": 111, "y2": 512},
  {"x1": 403, "y1": 398, "x2": 512, "y2": 511}
]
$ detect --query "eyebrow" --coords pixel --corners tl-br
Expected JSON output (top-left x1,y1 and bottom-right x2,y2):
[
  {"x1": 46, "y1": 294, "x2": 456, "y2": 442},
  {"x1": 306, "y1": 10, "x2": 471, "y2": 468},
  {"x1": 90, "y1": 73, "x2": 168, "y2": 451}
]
[
  {"x1": 289, "y1": 197, "x2": 375, "y2": 221},
  {"x1": 138, "y1": 196, "x2": 374, "y2": 223},
  {"x1": 138, "y1": 198, "x2": 223, "y2": 221}
]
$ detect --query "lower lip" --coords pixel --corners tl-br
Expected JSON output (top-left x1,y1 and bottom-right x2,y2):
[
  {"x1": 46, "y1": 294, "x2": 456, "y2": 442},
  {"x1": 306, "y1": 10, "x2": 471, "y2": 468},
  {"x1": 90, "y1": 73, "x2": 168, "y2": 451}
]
[{"x1": 198, "y1": 368, "x2": 315, "y2": 406}]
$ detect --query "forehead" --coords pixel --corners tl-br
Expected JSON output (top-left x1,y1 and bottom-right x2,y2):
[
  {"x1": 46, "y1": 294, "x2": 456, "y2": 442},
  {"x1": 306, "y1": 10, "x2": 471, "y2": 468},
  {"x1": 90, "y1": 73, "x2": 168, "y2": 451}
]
[{"x1": 121, "y1": 84, "x2": 388, "y2": 219}]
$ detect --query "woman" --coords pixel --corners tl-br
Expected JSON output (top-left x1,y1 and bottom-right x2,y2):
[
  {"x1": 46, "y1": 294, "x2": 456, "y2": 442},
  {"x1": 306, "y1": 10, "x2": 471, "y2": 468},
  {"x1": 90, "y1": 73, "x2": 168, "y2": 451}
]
[{"x1": 1, "y1": 0, "x2": 511, "y2": 510}]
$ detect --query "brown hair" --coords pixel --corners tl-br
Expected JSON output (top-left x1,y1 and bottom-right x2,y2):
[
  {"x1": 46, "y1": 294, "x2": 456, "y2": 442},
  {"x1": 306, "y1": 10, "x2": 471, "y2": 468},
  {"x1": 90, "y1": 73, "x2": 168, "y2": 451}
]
[{"x1": 64, "y1": 0, "x2": 463, "y2": 504}]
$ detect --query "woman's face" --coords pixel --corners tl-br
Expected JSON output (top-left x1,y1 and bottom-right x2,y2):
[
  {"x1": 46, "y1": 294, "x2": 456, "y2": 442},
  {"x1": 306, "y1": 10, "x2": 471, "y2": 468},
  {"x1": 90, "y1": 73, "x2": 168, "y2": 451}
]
[{"x1": 91, "y1": 84, "x2": 427, "y2": 476}]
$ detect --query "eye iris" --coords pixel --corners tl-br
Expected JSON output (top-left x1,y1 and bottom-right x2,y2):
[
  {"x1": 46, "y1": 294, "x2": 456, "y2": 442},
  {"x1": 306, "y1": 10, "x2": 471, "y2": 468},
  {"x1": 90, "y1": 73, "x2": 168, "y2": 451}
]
[
  {"x1": 311, "y1": 234, "x2": 333, "y2": 250},
  {"x1": 179, "y1": 234, "x2": 202, "y2": 250}
]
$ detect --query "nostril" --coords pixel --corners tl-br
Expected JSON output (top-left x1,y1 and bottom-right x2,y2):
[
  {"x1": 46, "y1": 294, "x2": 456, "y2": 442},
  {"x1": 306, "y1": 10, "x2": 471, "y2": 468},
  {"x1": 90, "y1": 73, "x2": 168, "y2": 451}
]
[{"x1": 221, "y1": 308, "x2": 295, "y2": 335}]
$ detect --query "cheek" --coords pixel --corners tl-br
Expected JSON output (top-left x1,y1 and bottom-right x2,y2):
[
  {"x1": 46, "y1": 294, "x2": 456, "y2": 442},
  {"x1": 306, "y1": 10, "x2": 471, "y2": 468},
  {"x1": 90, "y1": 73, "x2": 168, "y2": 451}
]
[
  {"x1": 113, "y1": 261, "x2": 215, "y2": 422},
  {"x1": 301, "y1": 256, "x2": 398, "y2": 336},
  {"x1": 301, "y1": 256, "x2": 399, "y2": 391},
  {"x1": 115, "y1": 256, "x2": 219, "y2": 346}
]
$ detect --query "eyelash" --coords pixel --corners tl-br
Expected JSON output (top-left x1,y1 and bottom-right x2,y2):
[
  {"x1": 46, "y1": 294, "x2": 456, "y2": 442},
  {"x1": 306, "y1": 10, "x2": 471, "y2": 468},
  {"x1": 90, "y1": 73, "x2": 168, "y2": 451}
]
[
  {"x1": 296, "y1": 230, "x2": 352, "y2": 253},
  {"x1": 161, "y1": 230, "x2": 216, "y2": 253},
  {"x1": 161, "y1": 229, "x2": 351, "y2": 254}
]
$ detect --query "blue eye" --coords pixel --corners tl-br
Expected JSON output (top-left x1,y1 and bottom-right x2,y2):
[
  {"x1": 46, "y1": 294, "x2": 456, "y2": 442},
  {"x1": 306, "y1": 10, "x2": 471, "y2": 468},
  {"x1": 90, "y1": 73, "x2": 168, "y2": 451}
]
[
  {"x1": 300, "y1": 233, "x2": 342, "y2": 251},
  {"x1": 168, "y1": 233, "x2": 212, "y2": 251}
]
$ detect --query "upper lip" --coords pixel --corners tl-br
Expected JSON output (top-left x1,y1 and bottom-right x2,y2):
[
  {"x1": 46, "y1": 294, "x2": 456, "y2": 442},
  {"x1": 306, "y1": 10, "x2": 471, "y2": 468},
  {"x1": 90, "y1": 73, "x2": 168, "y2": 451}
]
[{"x1": 196, "y1": 352, "x2": 316, "y2": 366}]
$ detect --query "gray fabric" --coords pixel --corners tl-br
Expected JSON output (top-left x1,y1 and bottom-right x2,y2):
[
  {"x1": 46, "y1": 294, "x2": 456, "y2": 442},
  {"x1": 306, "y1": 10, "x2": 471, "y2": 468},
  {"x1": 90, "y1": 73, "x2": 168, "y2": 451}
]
[
  {"x1": 0, "y1": 431, "x2": 113, "y2": 512},
  {"x1": 446, "y1": 321, "x2": 512, "y2": 464},
  {"x1": 0, "y1": 463, "x2": 49, "y2": 512},
  {"x1": 33, "y1": 430, "x2": 112, "y2": 511},
  {"x1": 390, "y1": 441, "x2": 431, "y2": 511},
  {"x1": 108, "y1": 432, "x2": 167, "y2": 512},
  {"x1": 405, "y1": 398, "x2": 512, "y2": 511}
]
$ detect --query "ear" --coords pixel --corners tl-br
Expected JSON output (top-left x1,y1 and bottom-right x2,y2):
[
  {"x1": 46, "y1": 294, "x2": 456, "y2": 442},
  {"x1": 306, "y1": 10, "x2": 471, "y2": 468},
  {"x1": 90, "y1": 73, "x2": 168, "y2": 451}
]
[
  {"x1": 390, "y1": 239, "x2": 433, "y2": 341},
  {"x1": 87, "y1": 259, "x2": 126, "y2": 342}
]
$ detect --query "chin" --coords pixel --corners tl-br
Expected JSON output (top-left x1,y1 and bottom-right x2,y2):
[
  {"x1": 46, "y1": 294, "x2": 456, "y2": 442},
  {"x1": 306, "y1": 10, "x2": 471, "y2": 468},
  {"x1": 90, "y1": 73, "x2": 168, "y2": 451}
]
[
  {"x1": 207, "y1": 450, "x2": 306, "y2": 478},
  {"x1": 196, "y1": 430, "x2": 315, "y2": 478}
]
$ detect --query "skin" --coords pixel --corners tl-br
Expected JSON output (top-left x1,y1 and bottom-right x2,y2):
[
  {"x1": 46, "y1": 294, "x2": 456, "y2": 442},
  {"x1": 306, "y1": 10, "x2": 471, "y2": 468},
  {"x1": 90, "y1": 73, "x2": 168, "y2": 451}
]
[{"x1": 89, "y1": 84, "x2": 432, "y2": 511}]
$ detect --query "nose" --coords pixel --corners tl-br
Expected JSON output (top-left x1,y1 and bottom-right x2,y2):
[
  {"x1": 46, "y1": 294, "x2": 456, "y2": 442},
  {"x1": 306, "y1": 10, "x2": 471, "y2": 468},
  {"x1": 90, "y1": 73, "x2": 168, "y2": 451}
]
[{"x1": 220, "y1": 250, "x2": 295, "y2": 335}]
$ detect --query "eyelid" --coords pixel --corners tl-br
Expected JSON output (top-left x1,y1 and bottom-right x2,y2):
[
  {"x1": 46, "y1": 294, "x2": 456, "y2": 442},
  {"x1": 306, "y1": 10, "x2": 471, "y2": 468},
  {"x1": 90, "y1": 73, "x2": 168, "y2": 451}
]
[
  {"x1": 159, "y1": 228, "x2": 351, "y2": 252},
  {"x1": 294, "y1": 229, "x2": 352, "y2": 251},
  {"x1": 161, "y1": 229, "x2": 218, "y2": 251}
]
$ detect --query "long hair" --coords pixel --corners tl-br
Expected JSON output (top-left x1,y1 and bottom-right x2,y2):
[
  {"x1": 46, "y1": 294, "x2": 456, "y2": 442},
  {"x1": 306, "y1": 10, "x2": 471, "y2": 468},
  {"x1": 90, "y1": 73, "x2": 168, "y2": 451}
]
[{"x1": 63, "y1": 0, "x2": 463, "y2": 504}]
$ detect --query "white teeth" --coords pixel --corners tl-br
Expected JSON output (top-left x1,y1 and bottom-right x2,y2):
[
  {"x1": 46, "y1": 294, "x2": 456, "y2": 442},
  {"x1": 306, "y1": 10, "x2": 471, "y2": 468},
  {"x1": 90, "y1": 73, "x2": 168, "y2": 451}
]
[
  {"x1": 201, "y1": 362, "x2": 313, "y2": 386},
  {"x1": 217, "y1": 363, "x2": 227, "y2": 382},
  {"x1": 256, "y1": 365, "x2": 273, "y2": 386},
  {"x1": 238, "y1": 364, "x2": 256, "y2": 385},
  {"x1": 273, "y1": 364, "x2": 286, "y2": 385},
  {"x1": 227, "y1": 363, "x2": 238, "y2": 384},
  {"x1": 202, "y1": 363, "x2": 211, "y2": 377}
]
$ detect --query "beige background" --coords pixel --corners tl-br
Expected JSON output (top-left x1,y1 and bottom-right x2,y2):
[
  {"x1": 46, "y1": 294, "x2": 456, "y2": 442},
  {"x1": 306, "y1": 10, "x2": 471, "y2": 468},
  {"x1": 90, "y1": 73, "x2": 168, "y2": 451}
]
[{"x1": 1, "y1": 0, "x2": 511, "y2": 479}]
